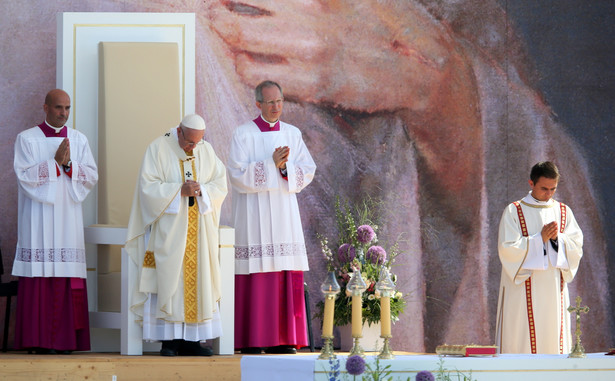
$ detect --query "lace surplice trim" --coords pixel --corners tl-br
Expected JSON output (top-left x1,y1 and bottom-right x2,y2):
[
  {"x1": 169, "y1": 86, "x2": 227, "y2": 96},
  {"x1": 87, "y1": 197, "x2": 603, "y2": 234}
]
[
  {"x1": 15, "y1": 248, "x2": 86, "y2": 263},
  {"x1": 296, "y1": 166, "x2": 304, "y2": 189},
  {"x1": 255, "y1": 161, "x2": 266, "y2": 188},
  {"x1": 235, "y1": 242, "x2": 306, "y2": 259},
  {"x1": 38, "y1": 161, "x2": 50, "y2": 186},
  {"x1": 77, "y1": 163, "x2": 89, "y2": 186}
]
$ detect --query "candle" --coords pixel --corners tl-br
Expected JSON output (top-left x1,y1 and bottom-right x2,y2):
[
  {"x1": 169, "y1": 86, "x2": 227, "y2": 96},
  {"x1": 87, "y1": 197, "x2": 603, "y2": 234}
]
[
  {"x1": 380, "y1": 296, "x2": 391, "y2": 336},
  {"x1": 351, "y1": 294, "x2": 363, "y2": 337},
  {"x1": 322, "y1": 295, "x2": 335, "y2": 337}
]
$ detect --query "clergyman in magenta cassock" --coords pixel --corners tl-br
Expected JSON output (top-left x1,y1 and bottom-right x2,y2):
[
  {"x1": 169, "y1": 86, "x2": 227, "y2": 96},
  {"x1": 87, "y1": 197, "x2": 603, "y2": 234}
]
[{"x1": 228, "y1": 81, "x2": 316, "y2": 353}]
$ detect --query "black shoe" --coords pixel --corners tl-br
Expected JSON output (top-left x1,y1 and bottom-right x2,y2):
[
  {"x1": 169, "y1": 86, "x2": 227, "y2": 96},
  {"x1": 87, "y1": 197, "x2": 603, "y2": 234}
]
[
  {"x1": 240, "y1": 347, "x2": 263, "y2": 354},
  {"x1": 30, "y1": 347, "x2": 55, "y2": 355},
  {"x1": 160, "y1": 340, "x2": 182, "y2": 356},
  {"x1": 178, "y1": 340, "x2": 213, "y2": 356},
  {"x1": 264, "y1": 345, "x2": 297, "y2": 354}
]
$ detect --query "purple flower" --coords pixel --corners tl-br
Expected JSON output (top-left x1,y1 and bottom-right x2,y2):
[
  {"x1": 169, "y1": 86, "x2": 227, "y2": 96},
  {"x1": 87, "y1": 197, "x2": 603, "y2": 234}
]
[
  {"x1": 366, "y1": 245, "x2": 387, "y2": 265},
  {"x1": 357, "y1": 225, "x2": 376, "y2": 244},
  {"x1": 338, "y1": 243, "x2": 356, "y2": 263},
  {"x1": 416, "y1": 370, "x2": 435, "y2": 381},
  {"x1": 345, "y1": 355, "x2": 366, "y2": 376}
]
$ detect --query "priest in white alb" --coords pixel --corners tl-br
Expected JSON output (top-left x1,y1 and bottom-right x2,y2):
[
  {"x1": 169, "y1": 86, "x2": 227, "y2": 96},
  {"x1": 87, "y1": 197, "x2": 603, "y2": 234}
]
[
  {"x1": 125, "y1": 114, "x2": 227, "y2": 356},
  {"x1": 496, "y1": 161, "x2": 583, "y2": 354},
  {"x1": 228, "y1": 80, "x2": 316, "y2": 354},
  {"x1": 12, "y1": 89, "x2": 98, "y2": 354}
]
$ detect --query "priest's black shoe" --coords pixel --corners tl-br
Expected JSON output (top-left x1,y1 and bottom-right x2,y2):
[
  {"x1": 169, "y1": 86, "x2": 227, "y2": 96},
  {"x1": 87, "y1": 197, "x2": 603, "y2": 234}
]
[
  {"x1": 28, "y1": 347, "x2": 66, "y2": 355},
  {"x1": 264, "y1": 345, "x2": 297, "y2": 354},
  {"x1": 28, "y1": 347, "x2": 60, "y2": 354},
  {"x1": 178, "y1": 340, "x2": 213, "y2": 356},
  {"x1": 160, "y1": 339, "x2": 182, "y2": 356},
  {"x1": 240, "y1": 347, "x2": 263, "y2": 354}
]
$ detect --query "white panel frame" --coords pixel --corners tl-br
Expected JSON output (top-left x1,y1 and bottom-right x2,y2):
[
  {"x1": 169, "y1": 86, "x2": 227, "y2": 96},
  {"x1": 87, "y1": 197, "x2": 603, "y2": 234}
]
[
  {"x1": 57, "y1": 12, "x2": 195, "y2": 233},
  {"x1": 57, "y1": 13, "x2": 234, "y2": 356}
]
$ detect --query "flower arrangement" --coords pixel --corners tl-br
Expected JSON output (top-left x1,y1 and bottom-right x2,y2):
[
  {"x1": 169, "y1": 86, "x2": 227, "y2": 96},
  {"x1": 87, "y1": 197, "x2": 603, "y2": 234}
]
[
  {"x1": 323, "y1": 355, "x2": 473, "y2": 381},
  {"x1": 315, "y1": 197, "x2": 406, "y2": 327}
]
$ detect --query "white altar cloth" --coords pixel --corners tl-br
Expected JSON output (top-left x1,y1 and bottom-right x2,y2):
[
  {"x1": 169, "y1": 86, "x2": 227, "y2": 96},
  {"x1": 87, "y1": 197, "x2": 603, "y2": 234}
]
[{"x1": 241, "y1": 353, "x2": 615, "y2": 381}]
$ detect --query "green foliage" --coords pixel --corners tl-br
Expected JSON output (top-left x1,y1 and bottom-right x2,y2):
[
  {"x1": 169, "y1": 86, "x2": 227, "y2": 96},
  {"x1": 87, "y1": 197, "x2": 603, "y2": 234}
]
[
  {"x1": 434, "y1": 357, "x2": 476, "y2": 381},
  {"x1": 323, "y1": 356, "x2": 410, "y2": 381},
  {"x1": 321, "y1": 356, "x2": 475, "y2": 381}
]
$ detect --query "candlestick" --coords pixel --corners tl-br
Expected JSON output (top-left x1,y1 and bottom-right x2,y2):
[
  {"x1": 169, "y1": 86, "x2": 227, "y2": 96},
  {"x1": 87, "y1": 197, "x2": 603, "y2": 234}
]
[
  {"x1": 351, "y1": 294, "x2": 363, "y2": 337},
  {"x1": 346, "y1": 269, "x2": 367, "y2": 357},
  {"x1": 318, "y1": 271, "x2": 340, "y2": 360},
  {"x1": 568, "y1": 295, "x2": 589, "y2": 358},
  {"x1": 380, "y1": 296, "x2": 391, "y2": 336},
  {"x1": 322, "y1": 294, "x2": 335, "y2": 337},
  {"x1": 376, "y1": 266, "x2": 396, "y2": 359}
]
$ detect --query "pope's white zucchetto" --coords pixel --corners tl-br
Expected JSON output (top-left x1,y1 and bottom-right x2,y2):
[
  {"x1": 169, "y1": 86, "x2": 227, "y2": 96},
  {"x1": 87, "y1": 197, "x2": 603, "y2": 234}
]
[{"x1": 180, "y1": 114, "x2": 206, "y2": 131}]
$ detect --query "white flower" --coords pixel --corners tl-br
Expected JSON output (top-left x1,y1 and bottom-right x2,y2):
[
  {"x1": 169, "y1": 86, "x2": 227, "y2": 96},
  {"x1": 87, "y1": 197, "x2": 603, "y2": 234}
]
[
  {"x1": 368, "y1": 294, "x2": 376, "y2": 300},
  {"x1": 395, "y1": 292, "x2": 403, "y2": 298}
]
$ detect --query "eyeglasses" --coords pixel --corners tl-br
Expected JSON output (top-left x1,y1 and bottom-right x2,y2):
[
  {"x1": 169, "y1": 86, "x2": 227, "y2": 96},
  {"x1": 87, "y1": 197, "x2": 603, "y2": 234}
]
[
  {"x1": 260, "y1": 98, "x2": 284, "y2": 107},
  {"x1": 179, "y1": 127, "x2": 205, "y2": 147}
]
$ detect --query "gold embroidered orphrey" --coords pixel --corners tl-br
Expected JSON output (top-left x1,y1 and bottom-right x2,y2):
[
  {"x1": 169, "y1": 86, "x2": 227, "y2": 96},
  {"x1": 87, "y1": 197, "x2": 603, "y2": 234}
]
[{"x1": 182, "y1": 157, "x2": 199, "y2": 323}]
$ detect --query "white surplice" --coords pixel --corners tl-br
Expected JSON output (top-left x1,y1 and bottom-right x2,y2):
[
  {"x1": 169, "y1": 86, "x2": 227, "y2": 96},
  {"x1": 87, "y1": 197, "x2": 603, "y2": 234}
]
[
  {"x1": 12, "y1": 126, "x2": 98, "y2": 278},
  {"x1": 125, "y1": 128, "x2": 227, "y2": 341},
  {"x1": 228, "y1": 120, "x2": 316, "y2": 275},
  {"x1": 495, "y1": 192, "x2": 583, "y2": 354}
]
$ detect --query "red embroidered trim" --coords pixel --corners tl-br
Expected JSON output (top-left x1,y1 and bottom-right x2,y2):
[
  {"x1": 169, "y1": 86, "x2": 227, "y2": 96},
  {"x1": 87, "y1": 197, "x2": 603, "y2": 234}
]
[
  {"x1": 514, "y1": 201, "x2": 536, "y2": 354},
  {"x1": 558, "y1": 202, "x2": 566, "y2": 353},
  {"x1": 525, "y1": 278, "x2": 537, "y2": 354},
  {"x1": 559, "y1": 273, "x2": 565, "y2": 353},
  {"x1": 559, "y1": 203, "x2": 567, "y2": 233},
  {"x1": 513, "y1": 202, "x2": 528, "y2": 237}
]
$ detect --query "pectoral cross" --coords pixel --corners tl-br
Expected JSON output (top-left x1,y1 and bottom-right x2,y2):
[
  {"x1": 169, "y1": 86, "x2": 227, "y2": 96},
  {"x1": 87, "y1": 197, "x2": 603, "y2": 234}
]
[{"x1": 567, "y1": 295, "x2": 589, "y2": 358}]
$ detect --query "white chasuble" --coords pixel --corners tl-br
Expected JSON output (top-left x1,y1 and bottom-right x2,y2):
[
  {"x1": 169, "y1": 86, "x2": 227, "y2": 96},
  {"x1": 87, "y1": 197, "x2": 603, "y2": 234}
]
[
  {"x1": 125, "y1": 128, "x2": 227, "y2": 327},
  {"x1": 495, "y1": 192, "x2": 583, "y2": 354},
  {"x1": 228, "y1": 121, "x2": 316, "y2": 274},
  {"x1": 13, "y1": 126, "x2": 98, "y2": 278}
]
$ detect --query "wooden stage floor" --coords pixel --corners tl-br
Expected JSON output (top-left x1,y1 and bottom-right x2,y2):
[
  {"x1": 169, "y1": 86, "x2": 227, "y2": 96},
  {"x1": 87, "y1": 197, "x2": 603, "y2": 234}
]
[
  {"x1": 0, "y1": 350, "x2": 248, "y2": 381},
  {"x1": 0, "y1": 349, "x2": 351, "y2": 381},
  {"x1": 0, "y1": 349, "x2": 421, "y2": 380}
]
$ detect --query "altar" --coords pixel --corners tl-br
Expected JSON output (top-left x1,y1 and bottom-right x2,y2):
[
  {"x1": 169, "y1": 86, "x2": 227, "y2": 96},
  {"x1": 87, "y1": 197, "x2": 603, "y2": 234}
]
[{"x1": 241, "y1": 353, "x2": 615, "y2": 381}]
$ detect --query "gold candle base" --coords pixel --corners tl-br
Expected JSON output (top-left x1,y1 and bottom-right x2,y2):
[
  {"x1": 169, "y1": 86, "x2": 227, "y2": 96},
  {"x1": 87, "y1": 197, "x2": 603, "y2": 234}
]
[
  {"x1": 318, "y1": 336, "x2": 336, "y2": 360},
  {"x1": 348, "y1": 336, "x2": 365, "y2": 358},
  {"x1": 568, "y1": 341, "x2": 587, "y2": 358},
  {"x1": 378, "y1": 336, "x2": 394, "y2": 360}
]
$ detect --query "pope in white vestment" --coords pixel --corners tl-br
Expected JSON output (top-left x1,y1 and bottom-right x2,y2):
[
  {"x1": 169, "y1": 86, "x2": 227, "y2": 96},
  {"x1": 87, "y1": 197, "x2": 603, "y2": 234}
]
[
  {"x1": 495, "y1": 162, "x2": 583, "y2": 354},
  {"x1": 125, "y1": 115, "x2": 227, "y2": 356}
]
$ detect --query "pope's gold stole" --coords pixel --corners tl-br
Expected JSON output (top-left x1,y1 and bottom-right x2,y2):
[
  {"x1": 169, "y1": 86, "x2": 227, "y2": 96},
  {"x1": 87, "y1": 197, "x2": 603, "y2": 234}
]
[{"x1": 182, "y1": 157, "x2": 199, "y2": 323}]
